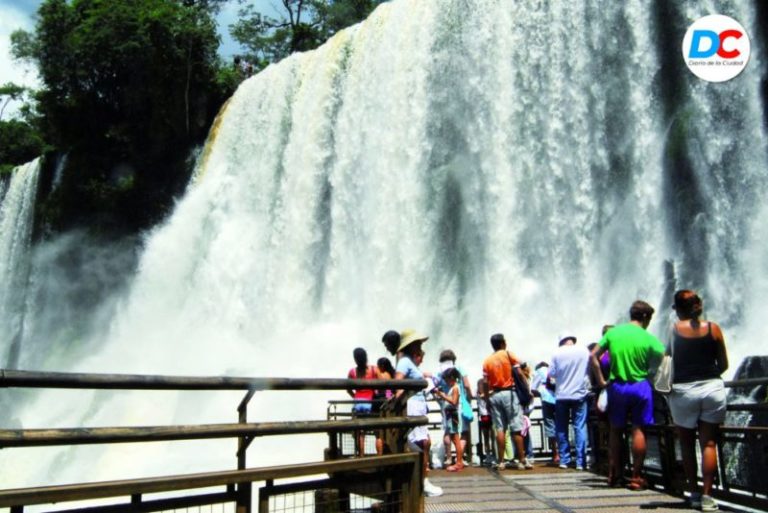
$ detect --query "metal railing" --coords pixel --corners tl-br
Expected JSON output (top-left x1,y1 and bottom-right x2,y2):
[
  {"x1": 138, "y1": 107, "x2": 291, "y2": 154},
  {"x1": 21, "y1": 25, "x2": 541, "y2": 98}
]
[
  {"x1": 591, "y1": 376, "x2": 768, "y2": 511},
  {"x1": 0, "y1": 370, "x2": 429, "y2": 513}
]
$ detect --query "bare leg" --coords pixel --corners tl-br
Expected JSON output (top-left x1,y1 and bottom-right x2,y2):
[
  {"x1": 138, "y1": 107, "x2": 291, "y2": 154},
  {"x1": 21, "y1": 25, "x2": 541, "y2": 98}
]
[
  {"x1": 550, "y1": 437, "x2": 559, "y2": 464},
  {"x1": 677, "y1": 426, "x2": 698, "y2": 493},
  {"x1": 422, "y1": 437, "x2": 431, "y2": 476},
  {"x1": 699, "y1": 421, "x2": 720, "y2": 496},
  {"x1": 609, "y1": 426, "x2": 624, "y2": 484},
  {"x1": 453, "y1": 433, "x2": 464, "y2": 467},
  {"x1": 496, "y1": 429, "x2": 506, "y2": 463},
  {"x1": 512, "y1": 431, "x2": 527, "y2": 463},
  {"x1": 630, "y1": 426, "x2": 647, "y2": 479},
  {"x1": 443, "y1": 432, "x2": 452, "y2": 465}
]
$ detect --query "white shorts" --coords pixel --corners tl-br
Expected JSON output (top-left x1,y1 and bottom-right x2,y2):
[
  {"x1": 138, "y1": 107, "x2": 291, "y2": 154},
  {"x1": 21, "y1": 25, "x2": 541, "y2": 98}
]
[
  {"x1": 406, "y1": 395, "x2": 429, "y2": 443},
  {"x1": 668, "y1": 378, "x2": 726, "y2": 429}
]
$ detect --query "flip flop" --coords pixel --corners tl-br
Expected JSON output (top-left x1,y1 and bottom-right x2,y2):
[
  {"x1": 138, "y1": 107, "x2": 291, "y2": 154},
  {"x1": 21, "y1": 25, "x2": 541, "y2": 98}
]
[
  {"x1": 627, "y1": 477, "x2": 648, "y2": 491},
  {"x1": 446, "y1": 464, "x2": 465, "y2": 472}
]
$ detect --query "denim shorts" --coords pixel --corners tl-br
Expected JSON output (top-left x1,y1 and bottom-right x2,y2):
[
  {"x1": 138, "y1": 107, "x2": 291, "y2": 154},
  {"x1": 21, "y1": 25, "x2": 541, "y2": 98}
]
[{"x1": 489, "y1": 389, "x2": 523, "y2": 433}]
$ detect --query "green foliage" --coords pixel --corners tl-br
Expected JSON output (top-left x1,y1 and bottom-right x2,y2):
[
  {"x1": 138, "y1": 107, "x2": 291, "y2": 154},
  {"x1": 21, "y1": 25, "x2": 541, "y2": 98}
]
[
  {"x1": 0, "y1": 119, "x2": 45, "y2": 169},
  {"x1": 10, "y1": 0, "x2": 237, "y2": 234},
  {"x1": 230, "y1": 0, "x2": 386, "y2": 70},
  {"x1": 0, "y1": 82, "x2": 28, "y2": 121}
]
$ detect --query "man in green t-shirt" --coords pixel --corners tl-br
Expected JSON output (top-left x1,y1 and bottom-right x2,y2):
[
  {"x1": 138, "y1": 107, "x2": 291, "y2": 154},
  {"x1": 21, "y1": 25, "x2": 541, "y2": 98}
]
[{"x1": 591, "y1": 300, "x2": 665, "y2": 491}]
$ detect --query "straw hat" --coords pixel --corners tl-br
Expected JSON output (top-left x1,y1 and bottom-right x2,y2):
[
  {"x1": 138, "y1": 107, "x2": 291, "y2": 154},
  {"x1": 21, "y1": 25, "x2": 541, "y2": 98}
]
[{"x1": 397, "y1": 329, "x2": 429, "y2": 353}]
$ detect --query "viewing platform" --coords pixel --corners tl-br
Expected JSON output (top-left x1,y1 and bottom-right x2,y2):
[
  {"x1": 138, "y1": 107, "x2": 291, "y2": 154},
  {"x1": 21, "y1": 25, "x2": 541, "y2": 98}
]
[
  {"x1": 1, "y1": 369, "x2": 766, "y2": 513},
  {"x1": 426, "y1": 466, "x2": 754, "y2": 513}
]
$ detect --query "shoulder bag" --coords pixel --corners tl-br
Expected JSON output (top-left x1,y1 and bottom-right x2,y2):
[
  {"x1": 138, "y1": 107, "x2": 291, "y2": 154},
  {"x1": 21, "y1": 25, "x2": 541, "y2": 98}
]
[
  {"x1": 507, "y1": 352, "x2": 533, "y2": 408},
  {"x1": 653, "y1": 337, "x2": 674, "y2": 394}
]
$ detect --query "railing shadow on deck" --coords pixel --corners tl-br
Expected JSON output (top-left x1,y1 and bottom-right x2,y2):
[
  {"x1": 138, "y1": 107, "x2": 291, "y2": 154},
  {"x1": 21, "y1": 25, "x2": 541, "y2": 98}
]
[{"x1": 0, "y1": 370, "x2": 429, "y2": 513}]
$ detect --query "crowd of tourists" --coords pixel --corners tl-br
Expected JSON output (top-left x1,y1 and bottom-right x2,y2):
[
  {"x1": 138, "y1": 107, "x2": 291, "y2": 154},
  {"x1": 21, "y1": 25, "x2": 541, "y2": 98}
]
[{"x1": 345, "y1": 290, "x2": 730, "y2": 511}]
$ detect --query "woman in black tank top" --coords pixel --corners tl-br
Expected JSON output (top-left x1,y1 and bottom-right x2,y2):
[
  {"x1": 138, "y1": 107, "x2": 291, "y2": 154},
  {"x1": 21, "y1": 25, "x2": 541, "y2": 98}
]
[{"x1": 669, "y1": 290, "x2": 729, "y2": 511}]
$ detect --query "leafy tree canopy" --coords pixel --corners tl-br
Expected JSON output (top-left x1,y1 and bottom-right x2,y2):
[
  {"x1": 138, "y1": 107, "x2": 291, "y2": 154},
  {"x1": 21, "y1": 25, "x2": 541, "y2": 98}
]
[
  {"x1": 9, "y1": 0, "x2": 237, "y2": 234},
  {"x1": 11, "y1": 0, "x2": 229, "y2": 152},
  {"x1": 230, "y1": 0, "x2": 387, "y2": 71}
]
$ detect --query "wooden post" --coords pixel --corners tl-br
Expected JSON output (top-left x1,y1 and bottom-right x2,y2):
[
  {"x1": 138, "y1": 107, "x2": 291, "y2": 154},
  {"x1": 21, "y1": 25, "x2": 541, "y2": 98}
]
[{"x1": 258, "y1": 480, "x2": 272, "y2": 513}]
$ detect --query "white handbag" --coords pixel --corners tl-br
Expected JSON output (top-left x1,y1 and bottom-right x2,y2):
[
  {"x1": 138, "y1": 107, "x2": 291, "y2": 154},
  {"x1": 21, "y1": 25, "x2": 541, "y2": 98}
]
[{"x1": 653, "y1": 339, "x2": 674, "y2": 394}]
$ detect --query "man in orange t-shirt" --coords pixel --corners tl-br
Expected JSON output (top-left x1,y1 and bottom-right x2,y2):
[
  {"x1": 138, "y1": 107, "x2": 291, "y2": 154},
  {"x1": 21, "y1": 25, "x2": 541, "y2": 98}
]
[{"x1": 482, "y1": 333, "x2": 531, "y2": 470}]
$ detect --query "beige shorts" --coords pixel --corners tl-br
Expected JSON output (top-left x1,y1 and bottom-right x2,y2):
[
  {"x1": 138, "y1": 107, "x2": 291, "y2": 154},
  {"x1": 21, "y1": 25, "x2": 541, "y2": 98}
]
[{"x1": 668, "y1": 378, "x2": 726, "y2": 429}]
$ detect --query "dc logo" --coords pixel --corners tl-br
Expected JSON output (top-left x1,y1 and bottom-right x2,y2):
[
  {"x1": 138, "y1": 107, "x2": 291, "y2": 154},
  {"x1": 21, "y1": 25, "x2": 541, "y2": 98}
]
[{"x1": 682, "y1": 14, "x2": 750, "y2": 82}]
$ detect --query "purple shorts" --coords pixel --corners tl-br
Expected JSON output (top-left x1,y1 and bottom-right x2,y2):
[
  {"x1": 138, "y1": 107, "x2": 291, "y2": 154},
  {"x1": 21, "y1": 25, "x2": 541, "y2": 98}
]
[{"x1": 608, "y1": 380, "x2": 654, "y2": 427}]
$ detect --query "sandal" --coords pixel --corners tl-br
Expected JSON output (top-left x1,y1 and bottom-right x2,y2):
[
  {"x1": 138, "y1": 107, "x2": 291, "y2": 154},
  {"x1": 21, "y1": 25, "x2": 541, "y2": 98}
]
[
  {"x1": 446, "y1": 464, "x2": 464, "y2": 472},
  {"x1": 627, "y1": 477, "x2": 648, "y2": 491}
]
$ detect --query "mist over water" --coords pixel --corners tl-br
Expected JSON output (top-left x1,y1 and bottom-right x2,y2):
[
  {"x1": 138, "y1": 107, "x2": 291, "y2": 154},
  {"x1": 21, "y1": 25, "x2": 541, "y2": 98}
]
[{"x1": 1, "y1": 0, "x2": 766, "y2": 490}]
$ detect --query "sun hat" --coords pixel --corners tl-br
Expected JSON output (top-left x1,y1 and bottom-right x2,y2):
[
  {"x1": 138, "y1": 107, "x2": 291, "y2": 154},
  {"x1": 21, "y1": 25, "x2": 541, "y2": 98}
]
[
  {"x1": 558, "y1": 335, "x2": 577, "y2": 346},
  {"x1": 397, "y1": 329, "x2": 429, "y2": 353}
]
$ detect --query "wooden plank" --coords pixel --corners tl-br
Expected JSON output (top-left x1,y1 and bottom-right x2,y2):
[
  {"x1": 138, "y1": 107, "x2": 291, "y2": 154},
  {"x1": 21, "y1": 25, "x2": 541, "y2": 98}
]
[
  {"x1": 0, "y1": 370, "x2": 426, "y2": 392},
  {"x1": 0, "y1": 453, "x2": 421, "y2": 508},
  {"x1": 0, "y1": 417, "x2": 428, "y2": 448}
]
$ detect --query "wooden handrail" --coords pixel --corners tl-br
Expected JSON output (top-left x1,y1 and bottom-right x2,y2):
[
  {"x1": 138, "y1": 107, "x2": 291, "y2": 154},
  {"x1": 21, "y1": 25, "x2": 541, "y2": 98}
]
[
  {"x1": 0, "y1": 453, "x2": 421, "y2": 508},
  {"x1": 0, "y1": 416, "x2": 429, "y2": 448},
  {"x1": 0, "y1": 370, "x2": 426, "y2": 391}
]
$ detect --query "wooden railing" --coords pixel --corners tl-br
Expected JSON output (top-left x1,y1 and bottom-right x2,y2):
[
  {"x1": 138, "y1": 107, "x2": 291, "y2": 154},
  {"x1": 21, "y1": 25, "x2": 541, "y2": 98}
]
[{"x1": 0, "y1": 370, "x2": 429, "y2": 513}]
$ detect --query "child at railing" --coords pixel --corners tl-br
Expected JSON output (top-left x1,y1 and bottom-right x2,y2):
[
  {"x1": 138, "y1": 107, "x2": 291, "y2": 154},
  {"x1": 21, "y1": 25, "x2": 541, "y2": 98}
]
[
  {"x1": 434, "y1": 367, "x2": 465, "y2": 471},
  {"x1": 476, "y1": 377, "x2": 495, "y2": 465}
]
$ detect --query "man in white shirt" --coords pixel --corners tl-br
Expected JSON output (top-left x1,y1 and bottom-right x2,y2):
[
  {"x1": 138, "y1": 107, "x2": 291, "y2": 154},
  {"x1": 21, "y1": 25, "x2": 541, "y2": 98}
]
[{"x1": 550, "y1": 335, "x2": 591, "y2": 470}]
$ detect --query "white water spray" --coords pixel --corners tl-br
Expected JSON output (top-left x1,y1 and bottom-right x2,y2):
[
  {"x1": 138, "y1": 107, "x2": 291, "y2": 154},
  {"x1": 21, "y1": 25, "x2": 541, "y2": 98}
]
[
  {"x1": 0, "y1": 158, "x2": 41, "y2": 368},
  {"x1": 1, "y1": 0, "x2": 767, "y2": 490}
]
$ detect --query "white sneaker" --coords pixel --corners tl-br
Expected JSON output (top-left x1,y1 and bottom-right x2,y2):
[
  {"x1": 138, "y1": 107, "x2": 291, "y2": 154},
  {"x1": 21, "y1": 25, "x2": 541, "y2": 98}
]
[
  {"x1": 700, "y1": 495, "x2": 719, "y2": 512},
  {"x1": 688, "y1": 492, "x2": 702, "y2": 509},
  {"x1": 423, "y1": 478, "x2": 443, "y2": 497}
]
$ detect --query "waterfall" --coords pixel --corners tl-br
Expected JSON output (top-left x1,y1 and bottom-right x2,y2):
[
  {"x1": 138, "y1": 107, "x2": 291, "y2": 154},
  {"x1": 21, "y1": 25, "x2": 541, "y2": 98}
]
[
  {"x1": 2, "y1": 0, "x2": 767, "y2": 490},
  {"x1": 0, "y1": 158, "x2": 41, "y2": 369}
]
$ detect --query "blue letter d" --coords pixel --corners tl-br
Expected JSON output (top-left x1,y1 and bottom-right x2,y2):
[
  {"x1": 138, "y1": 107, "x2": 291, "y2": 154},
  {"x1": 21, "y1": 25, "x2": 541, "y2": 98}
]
[{"x1": 689, "y1": 30, "x2": 719, "y2": 58}]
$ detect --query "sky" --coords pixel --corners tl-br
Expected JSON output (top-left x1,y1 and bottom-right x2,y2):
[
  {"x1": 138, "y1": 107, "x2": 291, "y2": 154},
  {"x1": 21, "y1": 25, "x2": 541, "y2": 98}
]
[{"x1": 0, "y1": 0, "x2": 274, "y2": 118}]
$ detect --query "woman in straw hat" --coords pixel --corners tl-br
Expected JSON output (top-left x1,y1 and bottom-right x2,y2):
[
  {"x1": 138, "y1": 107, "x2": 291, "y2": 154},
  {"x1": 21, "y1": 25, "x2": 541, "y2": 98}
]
[{"x1": 394, "y1": 329, "x2": 443, "y2": 497}]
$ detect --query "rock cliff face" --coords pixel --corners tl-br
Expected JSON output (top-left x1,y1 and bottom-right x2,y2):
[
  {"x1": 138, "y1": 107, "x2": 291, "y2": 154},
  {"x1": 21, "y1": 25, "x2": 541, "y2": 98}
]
[{"x1": 724, "y1": 356, "x2": 768, "y2": 492}]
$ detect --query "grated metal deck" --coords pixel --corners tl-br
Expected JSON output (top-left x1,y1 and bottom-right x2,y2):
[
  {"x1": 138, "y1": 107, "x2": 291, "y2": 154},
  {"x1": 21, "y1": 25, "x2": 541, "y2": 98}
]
[{"x1": 426, "y1": 467, "x2": 745, "y2": 513}]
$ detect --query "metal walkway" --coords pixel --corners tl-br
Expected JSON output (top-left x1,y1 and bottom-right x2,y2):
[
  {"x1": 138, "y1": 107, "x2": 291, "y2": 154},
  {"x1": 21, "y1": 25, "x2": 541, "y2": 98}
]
[{"x1": 426, "y1": 467, "x2": 746, "y2": 513}]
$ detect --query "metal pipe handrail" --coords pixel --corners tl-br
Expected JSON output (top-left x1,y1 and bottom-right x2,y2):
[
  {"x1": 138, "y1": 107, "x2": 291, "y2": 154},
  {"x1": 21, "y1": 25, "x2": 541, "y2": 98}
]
[
  {"x1": 0, "y1": 370, "x2": 426, "y2": 391},
  {"x1": 0, "y1": 453, "x2": 421, "y2": 508},
  {"x1": 724, "y1": 377, "x2": 768, "y2": 388},
  {"x1": 0, "y1": 416, "x2": 429, "y2": 448}
]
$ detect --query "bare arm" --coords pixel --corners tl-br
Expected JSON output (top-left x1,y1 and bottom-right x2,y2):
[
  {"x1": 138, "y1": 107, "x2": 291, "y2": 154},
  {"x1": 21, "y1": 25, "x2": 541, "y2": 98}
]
[
  {"x1": 590, "y1": 345, "x2": 607, "y2": 388},
  {"x1": 462, "y1": 374, "x2": 474, "y2": 400},
  {"x1": 394, "y1": 371, "x2": 406, "y2": 398},
  {"x1": 711, "y1": 322, "x2": 729, "y2": 374},
  {"x1": 436, "y1": 385, "x2": 459, "y2": 406}
]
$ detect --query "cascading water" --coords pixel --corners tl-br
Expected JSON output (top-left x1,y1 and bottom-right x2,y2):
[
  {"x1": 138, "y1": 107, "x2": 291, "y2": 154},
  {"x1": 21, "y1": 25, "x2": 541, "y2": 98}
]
[
  {"x1": 1, "y1": 0, "x2": 766, "y2": 491},
  {"x1": 0, "y1": 158, "x2": 41, "y2": 369}
]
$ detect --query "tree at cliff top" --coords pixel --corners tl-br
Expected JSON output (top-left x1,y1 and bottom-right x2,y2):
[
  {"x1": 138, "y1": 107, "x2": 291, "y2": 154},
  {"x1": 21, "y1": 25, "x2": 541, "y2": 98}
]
[
  {"x1": 230, "y1": 0, "x2": 387, "y2": 70},
  {"x1": 0, "y1": 83, "x2": 46, "y2": 176},
  {"x1": 11, "y1": 0, "x2": 237, "y2": 235}
]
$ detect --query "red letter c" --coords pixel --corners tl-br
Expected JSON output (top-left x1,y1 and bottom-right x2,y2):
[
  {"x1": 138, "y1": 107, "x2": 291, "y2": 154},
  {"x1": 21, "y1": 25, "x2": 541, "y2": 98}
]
[{"x1": 718, "y1": 29, "x2": 742, "y2": 59}]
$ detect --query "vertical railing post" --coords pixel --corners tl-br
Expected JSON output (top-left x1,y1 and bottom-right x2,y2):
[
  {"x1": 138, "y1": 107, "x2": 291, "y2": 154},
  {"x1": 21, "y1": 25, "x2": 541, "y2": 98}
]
[
  {"x1": 237, "y1": 389, "x2": 256, "y2": 513},
  {"x1": 658, "y1": 425, "x2": 678, "y2": 491}
]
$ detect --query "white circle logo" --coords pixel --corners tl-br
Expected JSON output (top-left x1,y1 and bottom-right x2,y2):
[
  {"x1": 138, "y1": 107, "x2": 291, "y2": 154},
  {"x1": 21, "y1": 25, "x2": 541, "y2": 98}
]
[{"x1": 682, "y1": 14, "x2": 750, "y2": 82}]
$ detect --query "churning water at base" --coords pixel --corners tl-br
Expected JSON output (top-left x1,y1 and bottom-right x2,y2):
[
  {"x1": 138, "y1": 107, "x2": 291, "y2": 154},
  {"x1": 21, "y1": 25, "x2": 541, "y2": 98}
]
[{"x1": 1, "y1": 0, "x2": 767, "y2": 490}]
